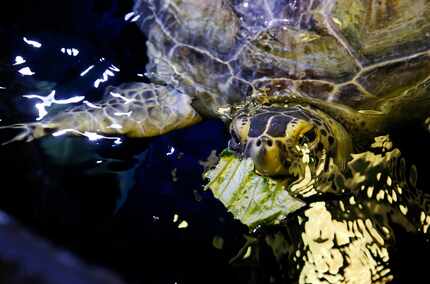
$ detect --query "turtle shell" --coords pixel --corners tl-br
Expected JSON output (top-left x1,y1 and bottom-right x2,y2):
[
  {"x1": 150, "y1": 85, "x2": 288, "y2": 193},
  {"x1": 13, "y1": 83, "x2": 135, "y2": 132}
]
[{"x1": 135, "y1": 0, "x2": 430, "y2": 115}]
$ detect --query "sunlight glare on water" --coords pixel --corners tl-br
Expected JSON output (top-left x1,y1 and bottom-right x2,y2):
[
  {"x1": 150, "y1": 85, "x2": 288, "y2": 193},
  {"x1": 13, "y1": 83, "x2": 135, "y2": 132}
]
[
  {"x1": 18, "y1": 66, "x2": 35, "y2": 76},
  {"x1": 23, "y1": 37, "x2": 42, "y2": 48},
  {"x1": 52, "y1": 128, "x2": 122, "y2": 145},
  {"x1": 23, "y1": 90, "x2": 85, "y2": 120},
  {"x1": 13, "y1": 56, "x2": 26, "y2": 65}
]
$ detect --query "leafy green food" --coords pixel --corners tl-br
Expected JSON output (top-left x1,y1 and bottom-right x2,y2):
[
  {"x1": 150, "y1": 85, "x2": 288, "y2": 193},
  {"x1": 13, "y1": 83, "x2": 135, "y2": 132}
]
[{"x1": 205, "y1": 151, "x2": 305, "y2": 228}]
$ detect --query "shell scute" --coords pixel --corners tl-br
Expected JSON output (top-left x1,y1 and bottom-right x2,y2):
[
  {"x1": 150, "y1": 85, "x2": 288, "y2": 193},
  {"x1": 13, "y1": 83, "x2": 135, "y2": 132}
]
[
  {"x1": 331, "y1": 0, "x2": 430, "y2": 65},
  {"x1": 239, "y1": 26, "x2": 359, "y2": 83},
  {"x1": 357, "y1": 53, "x2": 430, "y2": 98}
]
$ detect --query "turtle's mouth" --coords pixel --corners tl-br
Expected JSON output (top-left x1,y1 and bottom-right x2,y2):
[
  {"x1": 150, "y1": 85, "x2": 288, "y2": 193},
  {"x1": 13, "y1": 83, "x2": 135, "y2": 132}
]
[
  {"x1": 243, "y1": 136, "x2": 291, "y2": 177},
  {"x1": 228, "y1": 135, "x2": 329, "y2": 197},
  {"x1": 229, "y1": 136, "x2": 321, "y2": 179}
]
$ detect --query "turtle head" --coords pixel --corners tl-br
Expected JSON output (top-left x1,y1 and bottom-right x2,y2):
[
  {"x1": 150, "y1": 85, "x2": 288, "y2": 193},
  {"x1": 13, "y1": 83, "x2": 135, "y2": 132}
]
[{"x1": 229, "y1": 105, "x2": 353, "y2": 177}]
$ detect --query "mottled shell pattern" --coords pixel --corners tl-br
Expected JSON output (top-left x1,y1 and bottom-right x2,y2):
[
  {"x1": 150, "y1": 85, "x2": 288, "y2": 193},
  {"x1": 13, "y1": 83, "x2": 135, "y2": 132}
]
[{"x1": 135, "y1": 0, "x2": 430, "y2": 117}]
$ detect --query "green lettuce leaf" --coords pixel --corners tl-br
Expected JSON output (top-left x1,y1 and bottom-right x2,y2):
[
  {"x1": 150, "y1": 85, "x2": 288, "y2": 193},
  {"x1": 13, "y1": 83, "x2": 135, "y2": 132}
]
[{"x1": 205, "y1": 151, "x2": 305, "y2": 228}]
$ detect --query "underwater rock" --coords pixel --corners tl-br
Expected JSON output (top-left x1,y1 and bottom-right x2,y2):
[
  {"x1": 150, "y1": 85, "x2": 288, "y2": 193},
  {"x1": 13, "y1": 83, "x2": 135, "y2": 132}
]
[{"x1": 0, "y1": 210, "x2": 125, "y2": 284}]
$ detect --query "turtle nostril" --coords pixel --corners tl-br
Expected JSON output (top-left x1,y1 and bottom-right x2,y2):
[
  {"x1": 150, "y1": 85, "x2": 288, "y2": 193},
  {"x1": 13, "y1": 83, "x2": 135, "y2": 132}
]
[
  {"x1": 256, "y1": 139, "x2": 262, "y2": 147},
  {"x1": 267, "y1": 139, "x2": 273, "y2": 147}
]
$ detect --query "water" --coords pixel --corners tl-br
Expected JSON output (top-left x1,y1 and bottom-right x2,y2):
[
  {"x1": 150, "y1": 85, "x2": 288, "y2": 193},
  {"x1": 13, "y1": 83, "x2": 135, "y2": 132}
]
[
  {"x1": 1, "y1": 0, "x2": 430, "y2": 283},
  {"x1": 0, "y1": 1, "x2": 249, "y2": 283}
]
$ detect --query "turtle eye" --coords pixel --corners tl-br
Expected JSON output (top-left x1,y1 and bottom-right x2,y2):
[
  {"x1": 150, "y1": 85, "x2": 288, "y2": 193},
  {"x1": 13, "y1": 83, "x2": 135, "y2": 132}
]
[{"x1": 299, "y1": 128, "x2": 317, "y2": 145}]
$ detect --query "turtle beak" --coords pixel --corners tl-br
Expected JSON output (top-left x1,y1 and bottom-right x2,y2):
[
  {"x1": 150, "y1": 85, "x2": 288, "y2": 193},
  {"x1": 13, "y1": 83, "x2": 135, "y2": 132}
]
[{"x1": 245, "y1": 136, "x2": 287, "y2": 176}]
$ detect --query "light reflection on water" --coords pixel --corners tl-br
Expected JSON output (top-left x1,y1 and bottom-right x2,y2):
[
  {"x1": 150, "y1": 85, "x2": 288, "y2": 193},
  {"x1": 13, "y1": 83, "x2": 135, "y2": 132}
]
[
  {"x1": 23, "y1": 90, "x2": 85, "y2": 120},
  {"x1": 13, "y1": 55, "x2": 26, "y2": 65},
  {"x1": 1, "y1": 1, "x2": 430, "y2": 283},
  {"x1": 2, "y1": 9, "x2": 146, "y2": 146},
  {"x1": 60, "y1": 47, "x2": 79, "y2": 56},
  {"x1": 23, "y1": 36, "x2": 42, "y2": 48}
]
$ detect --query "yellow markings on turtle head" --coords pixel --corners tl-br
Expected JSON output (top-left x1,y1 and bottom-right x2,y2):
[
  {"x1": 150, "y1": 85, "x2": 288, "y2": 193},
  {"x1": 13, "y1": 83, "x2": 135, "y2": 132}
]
[
  {"x1": 332, "y1": 17, "x2": 343, "y2": 27},
  {"x1": 290, "y1": 120, "x2": 314, "y2": 142},
  {"x1": 358, "y1": 109, "x2": 384, "y2": 115},
  {"x1": 298, "y1": 32, "x2": 320, "y2": 42}
]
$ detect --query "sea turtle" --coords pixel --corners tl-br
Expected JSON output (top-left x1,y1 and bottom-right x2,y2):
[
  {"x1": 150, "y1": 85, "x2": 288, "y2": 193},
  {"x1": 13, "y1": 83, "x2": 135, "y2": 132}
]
[{"x1": 2, "y1": 0, "x2": 429, "y2": 180}]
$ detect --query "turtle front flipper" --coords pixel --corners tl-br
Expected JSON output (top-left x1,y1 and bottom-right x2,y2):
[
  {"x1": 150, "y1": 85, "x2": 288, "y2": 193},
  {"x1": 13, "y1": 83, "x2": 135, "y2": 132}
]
[
  {"x1": 0, "y1": 83, "x2": 202, "y2": 144},
  {"x1": 0, "y1": 122, "x2": 52, "y2": 145}
]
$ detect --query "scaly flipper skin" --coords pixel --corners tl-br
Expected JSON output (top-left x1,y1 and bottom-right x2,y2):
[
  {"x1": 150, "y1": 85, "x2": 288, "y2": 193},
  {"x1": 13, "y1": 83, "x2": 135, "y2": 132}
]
[{"x1": 0, "y1": 83, "x2": 201, "y2": 144}]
